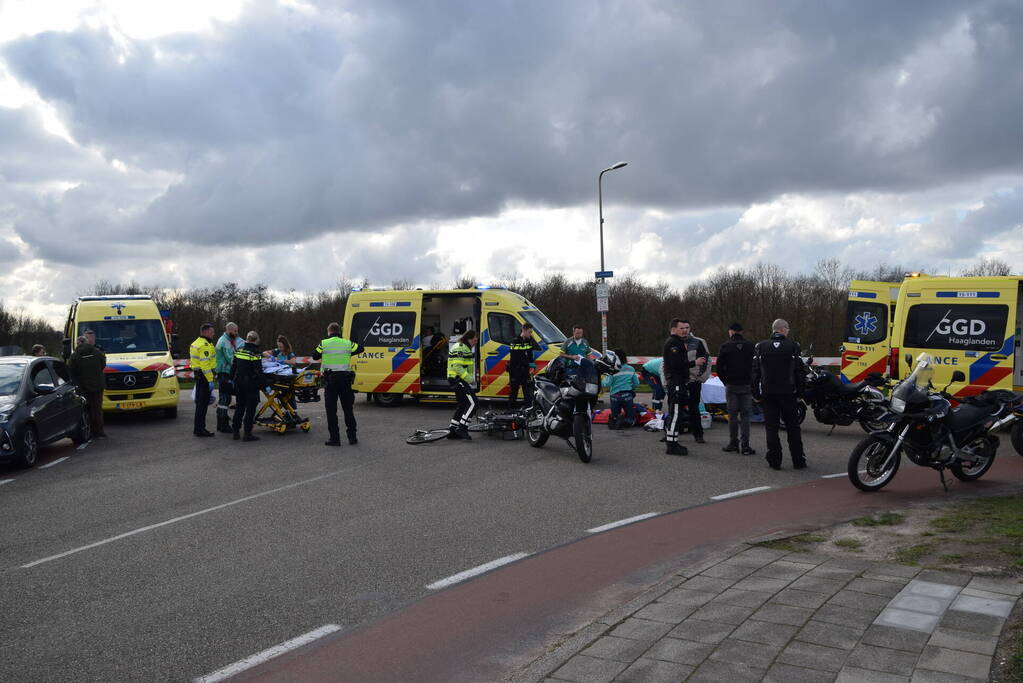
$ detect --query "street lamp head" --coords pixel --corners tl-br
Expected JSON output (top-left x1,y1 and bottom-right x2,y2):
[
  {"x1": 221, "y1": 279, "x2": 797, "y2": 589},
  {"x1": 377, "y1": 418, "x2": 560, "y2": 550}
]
[{"x1": 609, "y1": 161, "x2": 628, "y2": 170}]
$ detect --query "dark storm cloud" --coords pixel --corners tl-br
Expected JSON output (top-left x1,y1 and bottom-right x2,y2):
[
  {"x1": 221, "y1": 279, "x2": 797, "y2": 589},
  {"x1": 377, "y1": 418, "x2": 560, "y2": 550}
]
[{"x1": 3, "y1": 0, "x2": 1022, "y2": 260}]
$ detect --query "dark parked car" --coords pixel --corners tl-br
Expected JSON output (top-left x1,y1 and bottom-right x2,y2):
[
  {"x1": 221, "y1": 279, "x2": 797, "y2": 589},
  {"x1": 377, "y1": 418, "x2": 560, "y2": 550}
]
[{"x1": 0, "y1": 356, "x2": 90, "y2": 467}]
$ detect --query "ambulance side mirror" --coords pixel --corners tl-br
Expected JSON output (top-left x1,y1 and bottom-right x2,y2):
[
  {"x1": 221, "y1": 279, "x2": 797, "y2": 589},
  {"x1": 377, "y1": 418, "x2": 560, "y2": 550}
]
[
  {"x1": 170, "y1": 334, "x2": 182, "y2": 359},
  {"x1": 61, "y1": 338, "x2": 71, "y2": 360},
  {"x1": 951, "y1": 371, "x2": 966, "y2": 383}
]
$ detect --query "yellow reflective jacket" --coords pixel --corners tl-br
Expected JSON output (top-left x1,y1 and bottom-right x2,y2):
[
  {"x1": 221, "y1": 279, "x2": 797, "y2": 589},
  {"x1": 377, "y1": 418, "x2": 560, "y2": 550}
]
[
  {"x1": 447, "y1": 341, "x2": 475, "y2": 382},
  {"x1": 190, "y1": 337, "x2": 217, "y2": 382}
]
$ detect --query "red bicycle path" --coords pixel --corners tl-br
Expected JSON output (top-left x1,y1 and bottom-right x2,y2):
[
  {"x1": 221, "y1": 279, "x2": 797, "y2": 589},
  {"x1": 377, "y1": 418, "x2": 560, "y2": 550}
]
[{"x1": 238, "y1": 456, "x2": 1023, "y2": 683}]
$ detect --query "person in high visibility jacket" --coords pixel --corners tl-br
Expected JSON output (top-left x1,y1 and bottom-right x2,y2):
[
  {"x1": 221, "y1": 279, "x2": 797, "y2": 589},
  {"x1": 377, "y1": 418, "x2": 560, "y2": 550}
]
[
  {"x1": 189, "y1": 323, "x2": 217, "y2": 437},
  {"x1": 446, "y1": 328, "x2": 478, "y2": 440},
  {"x1": 313, "y1": 322, "x2": 364, "y2": 447},
  {"x1": 231, "y1": 331, "x2": 264, "y2": 442}
]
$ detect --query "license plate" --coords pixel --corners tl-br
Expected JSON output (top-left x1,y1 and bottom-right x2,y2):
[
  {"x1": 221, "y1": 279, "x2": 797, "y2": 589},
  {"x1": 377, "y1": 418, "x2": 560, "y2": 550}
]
[{"x1": 117, "y1": 401, "x2": 146, "y2": 410}]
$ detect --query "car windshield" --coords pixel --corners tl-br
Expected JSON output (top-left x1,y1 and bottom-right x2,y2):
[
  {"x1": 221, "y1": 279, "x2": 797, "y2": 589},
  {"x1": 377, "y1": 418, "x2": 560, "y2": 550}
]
[
  {"x1": 78, "y1": 320, "x2": 168, "y2": 354},
  {"x1": 521, "y1": 310, "x2": 566, "y2": 344},
  {"x1": 0, "y1": 362, "x2": 26, "y2": 396}
]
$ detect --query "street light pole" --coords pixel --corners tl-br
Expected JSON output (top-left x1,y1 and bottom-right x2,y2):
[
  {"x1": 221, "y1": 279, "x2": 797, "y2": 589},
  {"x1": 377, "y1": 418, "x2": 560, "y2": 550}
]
[{"x1": 597, "y1": 161, "x2": 627, "y2": 353}]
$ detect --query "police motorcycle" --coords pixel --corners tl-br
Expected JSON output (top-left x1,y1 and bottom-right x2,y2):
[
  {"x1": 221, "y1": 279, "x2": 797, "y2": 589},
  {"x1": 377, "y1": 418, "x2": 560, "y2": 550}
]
[
  {"x1": 847, "y1": 352, "x2": 1020, "y2": 492},
  {"x1": 801, "y1": 352, "x2": 890, "y2": 434},
  {"x1": 524, "y1": 351, "x2": 621, "y2": 463}
]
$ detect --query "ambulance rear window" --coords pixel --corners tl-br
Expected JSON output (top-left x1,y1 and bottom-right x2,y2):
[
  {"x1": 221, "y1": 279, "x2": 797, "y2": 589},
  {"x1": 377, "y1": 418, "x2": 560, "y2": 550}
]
[
  {"x1": 903, "y1": 304, "x2": 1008, "y2": 352},
  {"x1": 845, "y1": 302, "x2": 887, "y2": 345},
  {"x1": 351, "y1": 312, "x2": 417, "y2": 347}
]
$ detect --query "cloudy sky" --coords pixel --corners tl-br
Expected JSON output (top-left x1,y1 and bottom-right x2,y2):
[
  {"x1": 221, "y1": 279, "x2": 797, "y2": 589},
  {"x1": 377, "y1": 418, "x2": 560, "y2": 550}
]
[{"x1": 1, "y1": 0, "x2": 1021, "y2": 324}]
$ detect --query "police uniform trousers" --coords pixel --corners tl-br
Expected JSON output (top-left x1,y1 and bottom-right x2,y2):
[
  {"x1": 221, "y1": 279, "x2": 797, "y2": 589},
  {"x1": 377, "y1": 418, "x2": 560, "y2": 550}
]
[
  {"x1": 664, "y1": 382, "x2": 688, "y2": 444},
  {"x1": 193, "y1": 376, "x2": 212, "y2": 433},
  {"x1": 761, "y1": 393, "x2": 806, "y2": 467},
  {"x1": 508, "y1": 370, "x2": 533, "y2": 408},
  {"x1": 449, "y1": 378, "x2": 477, "y2": 426},
  {"x1": 231, "y1": 380, "x2": 261, "y2": 435},
  {"x1": 324, "y1": 370, "x2": 357, "y2": 441}
]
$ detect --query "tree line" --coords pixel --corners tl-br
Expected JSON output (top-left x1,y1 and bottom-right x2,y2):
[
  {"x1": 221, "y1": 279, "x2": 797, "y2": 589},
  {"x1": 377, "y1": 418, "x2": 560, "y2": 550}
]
[{"x1": 0, "y1": 257, "x2": 1012, "y2": 359}]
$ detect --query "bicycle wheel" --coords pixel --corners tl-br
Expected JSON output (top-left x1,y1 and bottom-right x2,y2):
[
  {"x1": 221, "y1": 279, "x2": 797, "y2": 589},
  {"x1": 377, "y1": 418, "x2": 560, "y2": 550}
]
[{"x1": 406, "y1": 428, "x2": 451, "y2": 445}]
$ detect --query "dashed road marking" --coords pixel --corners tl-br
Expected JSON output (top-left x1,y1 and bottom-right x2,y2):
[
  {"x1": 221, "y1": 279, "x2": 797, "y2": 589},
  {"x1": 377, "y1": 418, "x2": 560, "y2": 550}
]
[
  {"x1": 710, "y1": 486, "x2": 772, "y2": 501},
  {"x1": 427, "y1": 552, "x2": 531, "y2": 590},
  {"x1": 0, "y1": 479, "x2": 14, "y2": 486},
  {"x1": 21, "y1": 469, "x2": 345, "y2": 569},
  {"x1": 76, "y1": 441, "x2": 91, "y2": 451},
  {"x1": 587, "y1": 512, "x2": 659, "y2": 533},
  {"x1": 39, "y1": 457, "x2": 70, "y2": 469},
  {"x1": 820, "y1": 472, "x2": 847, "y2": 479},
  {"x1": 194, "y1": 624, "x2": 342, "y2": 682}
]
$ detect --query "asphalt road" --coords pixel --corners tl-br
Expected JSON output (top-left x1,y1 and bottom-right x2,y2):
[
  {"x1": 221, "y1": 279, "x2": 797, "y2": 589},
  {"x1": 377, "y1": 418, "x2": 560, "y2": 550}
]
[{"x1": 1, "y1": 397, "x2": 890, "y2": 682}]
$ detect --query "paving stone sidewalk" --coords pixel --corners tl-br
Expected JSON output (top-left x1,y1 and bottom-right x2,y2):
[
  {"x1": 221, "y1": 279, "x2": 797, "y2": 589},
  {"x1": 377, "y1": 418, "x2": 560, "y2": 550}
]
[{"x1": 523, "y1": 546, "x2": 1023, "y2": 683}]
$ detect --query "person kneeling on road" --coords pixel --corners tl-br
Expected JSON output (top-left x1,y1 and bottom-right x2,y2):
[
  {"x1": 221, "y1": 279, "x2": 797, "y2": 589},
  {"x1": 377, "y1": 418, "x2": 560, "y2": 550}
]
[
  {"x1": 314, "y1": 322, "x2": 363, "y2": 447},
  {"x1": 231, "y1": 331, "x2": 263, "y2": 442},
  {"x1": 447, "y1": 329, "x2": 479, "y2": 440},
  {"x1": 602, "y1": 348, "x2": 640, "y2": 429},
  {"x1": 663, "y1": 318, "x2": 697, "y2": 456}
]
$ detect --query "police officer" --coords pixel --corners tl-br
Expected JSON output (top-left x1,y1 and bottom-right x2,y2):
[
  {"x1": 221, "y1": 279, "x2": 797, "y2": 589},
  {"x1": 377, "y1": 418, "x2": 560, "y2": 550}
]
[
  {"x1": 508, "y1": 323, "x2": 541, "y2": 408},
  {"x1": 663, "y1": 318, "x2": 697, "y2": 456},
  {"x1": 314, "y1": 322, "x2": 363, "y2": 447},
  {"x1": 446, "y1": 328, "x2": 478, "y2": 440},
  {"x1": 190, "y1": 323, "x2": 217, "y2": 437},
  {"x1": 231, "y1": 331, "x2": 263, "y2": 442},
  {"x1": 751, "y1": 318, "x2": 808, "y2": 470}
]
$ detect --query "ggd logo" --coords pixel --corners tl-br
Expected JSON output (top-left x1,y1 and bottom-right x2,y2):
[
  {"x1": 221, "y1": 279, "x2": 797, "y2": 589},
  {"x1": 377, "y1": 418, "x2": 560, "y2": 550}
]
[
  {"x1": 934, "y1": 318, "x2": 986, "y2": 336},
  {"x1": 371, "y1": 323, "x2": 404, "y2": 336}
]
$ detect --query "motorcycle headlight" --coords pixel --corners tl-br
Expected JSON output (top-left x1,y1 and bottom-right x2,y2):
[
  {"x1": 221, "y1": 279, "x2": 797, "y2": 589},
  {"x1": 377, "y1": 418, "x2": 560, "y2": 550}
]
[
  {"x1": 161, "y1": 367, "x2": 178, "y2": 379},
  {"x1": 890, "y1": 397, "x2": 906, "y2": 414}
]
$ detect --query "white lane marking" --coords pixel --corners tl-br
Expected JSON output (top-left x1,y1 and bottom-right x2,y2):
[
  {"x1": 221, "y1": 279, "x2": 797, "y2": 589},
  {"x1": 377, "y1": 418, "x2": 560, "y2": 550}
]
[
  {"x1": 21, "y1": 469, "x2": 344, "y2": 569},
  {"x1": 194, "y1": 624, "x2": 342, "y2": 683},
  {"x1": 587, "y1": 512, "x2": 659, "y2": 533},
  {"x1": 427, "y1": 552, "x2": 531, "y2": 590},
  {"x1": 39, "y1": 456, "x2": 70, "y2": 469},
  {"x1": 710, "y1": 486, "x2": 772, "y2": 501},
  {"x1": 0, "y1": 479, "x2": 15, "y2": 486},
  {"x1": 821, "y1": 472, "x2": 847, "y2": 479},
  {"x1": 76, "y1": 441, "x2": 91, "y2": 451}
]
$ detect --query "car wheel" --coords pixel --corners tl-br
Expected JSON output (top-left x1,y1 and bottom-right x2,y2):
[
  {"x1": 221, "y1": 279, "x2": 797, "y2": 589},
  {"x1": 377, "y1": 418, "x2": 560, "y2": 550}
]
[
  {"x1": 16, "y1": 424, "x2": 39, "y2": 468},
  {"x1": 71, "y1": 410, "x2": 92, "y2": 445}
]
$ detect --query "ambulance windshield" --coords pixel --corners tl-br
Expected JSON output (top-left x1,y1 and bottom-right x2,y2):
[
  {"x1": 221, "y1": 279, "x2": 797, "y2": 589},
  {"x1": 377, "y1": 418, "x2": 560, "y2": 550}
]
[
  {"x1": 78, "y1": 320, "x2": 168, "y2": 354},
  {"x1": 521, "y1": 310, "x2": 566, "y2": 344}
]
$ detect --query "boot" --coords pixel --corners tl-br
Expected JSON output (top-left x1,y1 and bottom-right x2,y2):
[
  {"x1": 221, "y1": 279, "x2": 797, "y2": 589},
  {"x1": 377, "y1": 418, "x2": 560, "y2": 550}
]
[
  {"x1": 666, "y1": 442, "x2": 688, "y2": 456},
  {"x1": 242, "y1": 433, "x2": 260, "y2": 442},
  {"x1": 232, "y1": 431, "x2": 240, "y2": 441},
  {"x1": 217, "y1": 414, "x2": 232, "y2": 433},
  {"x1": 722, "y1": 442, "x2": 739, "y2": 452}
]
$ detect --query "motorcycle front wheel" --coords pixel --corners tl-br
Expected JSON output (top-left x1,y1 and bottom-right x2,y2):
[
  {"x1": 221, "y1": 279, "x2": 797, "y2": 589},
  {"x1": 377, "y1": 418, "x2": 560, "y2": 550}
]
[
  {"x1": 526, "y1": 407, "x2": 549, "y2": 448},
  {"x1": 848, "y1": 435, "x2": 901, "y2": 492},
  {"x1": 573, "y1": 413, "x2": 592, "y2": 463}
]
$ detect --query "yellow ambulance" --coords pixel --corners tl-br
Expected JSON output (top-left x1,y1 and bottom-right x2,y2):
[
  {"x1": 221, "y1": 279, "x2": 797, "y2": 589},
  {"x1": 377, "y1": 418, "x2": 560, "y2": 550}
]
[
  {"x1": 62, "y1": 295, "x2": 181, "y2": 417},
  {"x1": 890, "y1": 276, "x2": 1023, "y2": 397},
  {"x1": 840, "y1": 279, "x2": 902, "y2": 383},
  {"x1": 342, "y1": 287, "x2": 566, "y2": 406}
]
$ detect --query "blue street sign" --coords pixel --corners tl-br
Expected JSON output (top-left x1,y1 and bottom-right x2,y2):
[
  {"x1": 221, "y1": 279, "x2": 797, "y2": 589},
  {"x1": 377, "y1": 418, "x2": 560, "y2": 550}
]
[{"x1": 595, "y1": 270, "x2": 614, "y2": 279}]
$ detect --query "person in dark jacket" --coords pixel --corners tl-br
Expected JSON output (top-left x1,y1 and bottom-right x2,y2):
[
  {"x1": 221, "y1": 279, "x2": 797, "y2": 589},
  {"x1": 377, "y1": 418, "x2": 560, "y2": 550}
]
[
  {"x1": 677, "y1": 321, "x2": 711, "y2": 443},
  {"x1": 231, "y1": 331, "x2": 263, "y2": 442},
  {"x1": 662, "y1": 318, "x2": 697, "y2": 456},
  {"x1": 507, "y1": 323, "x2": 541, "y2": 408},
  {"x1": 751, "y1": 319, "x2": 807, "y2": 470},
  {"x1": 717, "y1": 322, "x2": 756, "y2": 455},
  {"x1": 68, "y1": 333, "x2": 107, "y2": 438}
]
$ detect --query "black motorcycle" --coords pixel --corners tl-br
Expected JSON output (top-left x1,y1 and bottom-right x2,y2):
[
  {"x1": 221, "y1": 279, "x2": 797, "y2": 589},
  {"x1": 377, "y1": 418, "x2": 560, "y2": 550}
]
[
  {"x1": 802, "y1": 360, "x2": 890, "y2": 433},
  {"x1": 847, "y1": 353, "x2": 1020, "y2": 492},
  {"x1": 525, "y1": 355, "x2": 616, "y2": 463}
]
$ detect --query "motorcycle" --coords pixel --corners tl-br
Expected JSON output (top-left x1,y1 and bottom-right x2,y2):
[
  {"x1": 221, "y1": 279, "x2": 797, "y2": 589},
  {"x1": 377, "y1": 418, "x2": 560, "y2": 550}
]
[
  {"x1": 525, "y1": 354, "x2": 618, "y2": 463},
  {"x1": 802, "y1": 358, "x2": 890, "y2": 433},
  {"x1": 847, "y1": 352, "x2": 1020, "y2": 492}
]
